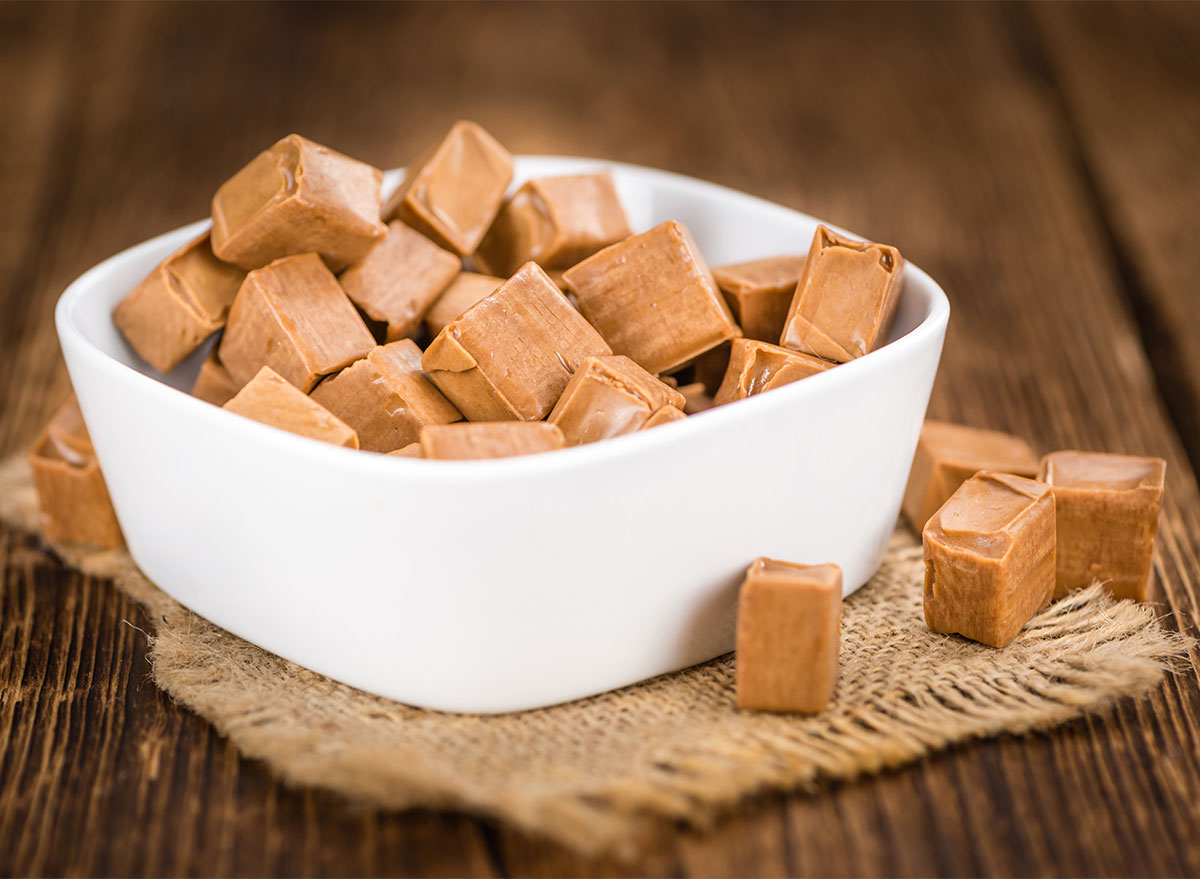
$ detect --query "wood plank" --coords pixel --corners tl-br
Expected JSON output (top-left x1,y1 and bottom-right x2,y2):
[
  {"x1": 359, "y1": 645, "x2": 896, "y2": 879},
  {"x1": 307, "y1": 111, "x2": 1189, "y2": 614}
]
[{"x1": 1, "y1": 2, "x2": 1199, "y2": 876}]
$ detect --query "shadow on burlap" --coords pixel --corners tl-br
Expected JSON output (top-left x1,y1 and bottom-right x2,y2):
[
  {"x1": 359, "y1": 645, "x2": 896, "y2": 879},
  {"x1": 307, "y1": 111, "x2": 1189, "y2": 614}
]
[{"x1": 1, "y1": 454, "x2": 1192, "y2": 858}]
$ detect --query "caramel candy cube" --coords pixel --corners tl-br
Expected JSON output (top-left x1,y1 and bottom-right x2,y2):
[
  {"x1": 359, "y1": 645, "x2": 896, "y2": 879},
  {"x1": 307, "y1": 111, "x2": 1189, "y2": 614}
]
[
  {"x1": 923, "y1": 472, "x2": 1055, "y2": 648},
  {"x1": 113, "y1": 233, "x2": 245, "y2": 372},
  {"x1": 223, "y1": 366, "x2": 358, "y2": 448},
  {"x1": 28, "y1": 397, "x2": 123, "y2": 547},
  {"x1": 547, "y1": 355, "x2": 686, "y2": 446},
  {"x1": 1038, "y1": 451, "x2": 1166, "y2": 601},
  {"x1": 388, "y1": 442, "x2": 424, "y2": 458},
  {"x1": 384, "y1": 120, "x2": 513, "y2": 256},
  {"x1": 311, "y1": 339, "x2": 461, "y2": 453},
  {"x1": 420, "y1": 422, "x2": 565, "y2": 460},
  {"x1": 563, "y1": 220, "x2": 740, "y2": 375},
  {"x1": 712, "y1": 255, "x2": 807, "y2": 343},
  {"x1": 424, "y1": 272, "x2": 504, "y2": 337},
  {"x1": 191, "y1": 349, "x2": 242, "y2": 406},
  {"x1": 218, "y1": 253, "x2": 375, "y2": 392},
  {"x1": 642, "y1": 405, "x2": 687, "y2": 429},
  {"x1": 677, "y1": 382, "x2": 714, "y2": 414},
  {"x1": 903, "y1": 421, "x2": 1040, "y2": 532},
  {"x1": 338, "y1": 221, "x2": 460, "y2": 342},
  {"x1": 475, "y1": 173, "x2": 631, "y2": 277},
  {"x1": 422, "y1": 262, "x2": 611, "y2": 421},
  {"x1": 211, "y1": 134, "x2": 385, "y2": 272},
  {"x1": 780, "y1": 226, "x2": 905, "y2": 362},
  {"x1": 736, "y1": 559, "x2": 842, "y2": 713},
  {"x1": 712, "y1": 339, "x2": 836, "y2": 406}
]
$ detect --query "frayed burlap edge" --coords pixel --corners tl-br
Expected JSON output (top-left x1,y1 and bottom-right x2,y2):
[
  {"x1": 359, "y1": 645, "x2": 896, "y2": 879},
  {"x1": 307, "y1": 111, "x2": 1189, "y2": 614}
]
[{"x1": 1, "y1": 453, "x2": 1193, "y2": 858}]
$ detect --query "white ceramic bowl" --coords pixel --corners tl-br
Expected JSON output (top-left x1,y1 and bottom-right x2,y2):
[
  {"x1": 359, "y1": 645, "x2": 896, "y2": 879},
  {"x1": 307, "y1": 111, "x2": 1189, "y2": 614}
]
[{"x1": 56, "y1": 156, "x2": 949, "y2": 713}]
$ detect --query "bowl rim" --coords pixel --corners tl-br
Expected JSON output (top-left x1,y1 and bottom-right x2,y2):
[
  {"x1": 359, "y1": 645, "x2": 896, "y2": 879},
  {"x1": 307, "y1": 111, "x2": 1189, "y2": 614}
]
[{"x1": 55, "y1": 155, "x2": 950, "y2": 485}]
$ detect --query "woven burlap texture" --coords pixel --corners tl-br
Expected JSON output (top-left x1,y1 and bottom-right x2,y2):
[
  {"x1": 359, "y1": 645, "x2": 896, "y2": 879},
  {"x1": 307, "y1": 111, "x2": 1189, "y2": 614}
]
[{"x1": 1, "y1": 453, "x2": 1192, "y2": 857}]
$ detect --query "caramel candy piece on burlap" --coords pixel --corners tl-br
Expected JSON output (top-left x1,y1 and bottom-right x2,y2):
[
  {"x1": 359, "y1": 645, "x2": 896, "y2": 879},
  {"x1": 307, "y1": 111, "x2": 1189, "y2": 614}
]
[
  {"x1": 736, "y1": 559, "x2": 842, "y2": 713},
  {"x1": 211, "y1": 134, "x2": 386, "y2": 271},
  {"x1": 424, "y1": 272, "x2": 504, "y2": 337},
  {"x1": 191, "y1": 349, "x2": 242, "y2": 406},
  {"x1": 780, "y1": 226, "x2": 905, "y2": 362},
  {"x1": 902, "y1": 421, "x2": 1040, "y2": 532},
  {"x1": 218, "y1": 253, "x2": 375, "y2": 392},
  {"x1": 422, "y1": 262, "x2": 611, "y2": 422},
  {"x1": 475, "y1": 173, "x2": 631, "y2": 277},
  {"x1": 563, "y1": 220, "x2": 739, "y2": 375},
  {"x1": 923, "y1": 471, "x2": 1055, "y2": 648},
  {"x1": 1038, "y1": 451, "x2": 1166, "y2": 601},
  {"x1": 223, "y1": 366, "x2": 358, "y2": 448},
  {"x1": 420, "y1": 422, "x2": 565, "y2": 460},
  {"x1": 547, "y1": 355, "x2": 685, "y2": 446},
  {"x1": 339, "y1": 221, "x2": 460, "y2": 342},
  {"x1": 28, "y1": 397, "x2": 123, "y2": 547},
  {"x1": 712, "y1": 339, "x2": 836, "y2": 406},
  {"x1": 113, "y1": 233, "x2": 245, "y2": 372},
  {"x1": 388, "y1": 442, "x2": 424, "y2": 458},
  {"x1": 311, "y1": 339, "x2": 461, "y2": 453},
  {"x1": 384, "y1": 121, "x2": 513, "y2": 256},
  {"x1": 642, "y1": 405, "x2": 686, "y2": 429},
  {"x1": 712, "y1": 255, "x2": 806, "y2": 344},
  {"x1": 677, "y1": 382, "x2": 714, "y2": 414}
]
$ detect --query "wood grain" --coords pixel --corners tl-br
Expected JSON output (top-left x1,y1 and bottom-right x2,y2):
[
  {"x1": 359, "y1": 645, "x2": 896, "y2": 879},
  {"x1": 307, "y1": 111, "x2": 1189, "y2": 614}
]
[{"x1": 2, "y1": 2, "x2": 1200, "y2": 876}]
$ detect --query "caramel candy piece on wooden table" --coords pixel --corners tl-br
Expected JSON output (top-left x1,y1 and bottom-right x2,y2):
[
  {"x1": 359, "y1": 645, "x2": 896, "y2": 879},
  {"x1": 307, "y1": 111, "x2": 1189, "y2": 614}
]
[
  {"x1": 712, "y1": 255, "x2": 807, "y2": 344},
  {"x1": 1038, "y1": 450, "x2": 1166, "y2": 601},
  {"x1": 388, "y1": 442, "x2": 424, "y2": 458},
  {"x1": 311, "y1": 339, "x2": 461, "y2": 453},
  {"x1": 474, "y1": 173, "x2": 631, "y2": 277},
  {"x1": 736, "y1": 559, "x2": 842, "y2": 713},
  {"x1": 420, "y1": 422, "x2": 565, "y2": 460},
  {"x1": 780, "y1": 226, "x2": 905, "y2": 362},
  {"x1": 563, "y1": 220, "x2": 740, "y2": 375},
  {"x1": 902, "y1": 420, "x2": 1040, "y2": 533},
  {"x1": 923, "y1": 471, "x2": 1055, "y2": 648},
  {"x1": 548, "y1": 355, "x2": 685, "y2": 446},
  {"x1": 712, "y1": 339, "x2": 836, "y2": 406},
  {"x1": 423, "y1": 272, "x2": 504, "y2": 337},
  {"x1": 223, "y1": 366, "x2": 358, "y2": 448},
  {"x1": 642, "y1": 405, "x2": 687, "y2": 429},
  {"x1": 28, "y1": 397, "x2": 123, "y2": 547},
  {"x1": 211, "y1": 134, "x2": 386, "y2": 271},
  {"x1": 191, "y1": 348, "x2": 242, "y2": 406},
  {"x1": 384, "y1": 120, "x2": 513, "y2": 256},
  {"x1": 338, "y1": 221, "x2": 460, "y2": 342},
  {"x1": 218, "y1": 253, "x2": 375, "y2": 392},
  {"x1": 422, "y1": 262, "x2": 611, "y2": 422},
  {"x1": 113, "y1": 233, "x2": 245, "y2": 372}
]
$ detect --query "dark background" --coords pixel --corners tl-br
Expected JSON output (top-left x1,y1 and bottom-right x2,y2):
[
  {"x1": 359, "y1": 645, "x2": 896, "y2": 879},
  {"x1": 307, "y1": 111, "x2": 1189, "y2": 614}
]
[{"x1": 2, "y1": 2, "x2": 1200, "y2": 875}]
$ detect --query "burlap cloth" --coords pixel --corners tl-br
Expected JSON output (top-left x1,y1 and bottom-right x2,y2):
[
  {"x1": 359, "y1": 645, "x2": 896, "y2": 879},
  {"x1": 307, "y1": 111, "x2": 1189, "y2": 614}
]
[{"x1": 1, "y1": 454, "x2": 1192, "y2": 857}]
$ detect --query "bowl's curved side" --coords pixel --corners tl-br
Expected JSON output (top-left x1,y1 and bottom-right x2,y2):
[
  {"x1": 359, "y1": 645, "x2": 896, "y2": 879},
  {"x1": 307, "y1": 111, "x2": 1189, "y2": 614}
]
[{"x1": 56, "y1": 157, "x2": 948, "y2": 713}]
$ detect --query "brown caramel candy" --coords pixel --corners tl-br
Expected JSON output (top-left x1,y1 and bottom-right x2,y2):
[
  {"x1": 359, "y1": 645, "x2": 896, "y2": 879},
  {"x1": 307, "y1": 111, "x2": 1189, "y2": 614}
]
[
  {"x1": 923, "y1": 472, "x2": 1055, "y2": 648},
  {"x1": 642, "y1": 405, "x2": 687, "y2": 429},
  {"x1": 547, "y1": 355, "x2": 685, "y2": 446},
  {"x1": 736, "y1": 559, "x2": 842, "y2": 713},
  {"x1": 218, "y1": 253, "x2": 375, "y2": 392},
  {"x1": 420, "y1": 422, "x2": 565, "y2": 460},
  {"x1": 28, "y1": 397, "x2": 123, "y2": 547},
  {"x1": 388, "y1": 442, "x2": 424, "y2": 458},
  {"x1": 384, "y1": 121, "x2": 513, "y2": 256},
  {"x1": 338, "y1": 221, "x2": 460, "y2": 342},
  {"x1": 211, "y1": 134, "x2": 386, "y2": 271},
  {"x1": 780, "y1": 226, "x2": 905, "y2": 362},
  {"x1": 563, "y1": 220, "x2": 739, "y2": 375},
  {"x1": 1038, "y1": 451, "x2": 1166, "y2": 601},
  {"x1": 191, "y1": 349, "x2": 241, "y2": 406},
  {"x1": 475, "y1": 173, "x2": 631, "y2": 277},
  {"x1": 677, "y1": 382, "x2": 714, "y2": 414},
  {"x1": 424, "y1": 272, "x2": 504, "y2": 337},
  {"x1": 422, "y1": 262, "x2": 611, "y2": 421},
  {"x1": 223, "y1": 366, "x2": 358, "y2": 448},
  {"x1": 903, "y1": 421, "x2": 1040, "y2": 532},
  {"x1": 712, "y1": 255, "x2": 806, "y2": 343},
  {"x1": 311, "y1": 339, "x2": 461, "y2": 453},
  {"x1": 113, "y1": 233, "x2": 245, "y2": 372},
  {"x1": 712, "y1": 339, "x2": 836, "y2": 406}
]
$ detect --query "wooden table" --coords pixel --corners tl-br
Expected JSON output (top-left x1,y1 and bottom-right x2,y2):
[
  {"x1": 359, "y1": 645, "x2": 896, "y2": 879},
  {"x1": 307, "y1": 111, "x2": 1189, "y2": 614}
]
[{"x1": 3, "y1": 3, "x2": 1199, "y2": 875}]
